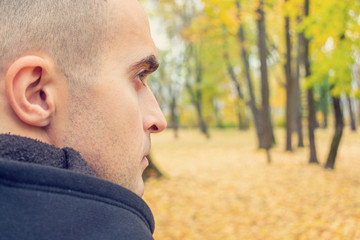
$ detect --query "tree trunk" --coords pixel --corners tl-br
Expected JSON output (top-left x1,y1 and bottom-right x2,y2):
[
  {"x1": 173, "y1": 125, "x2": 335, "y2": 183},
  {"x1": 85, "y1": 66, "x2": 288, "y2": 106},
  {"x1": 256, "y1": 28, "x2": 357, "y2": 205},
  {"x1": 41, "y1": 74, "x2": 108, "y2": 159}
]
[
  {"x1": 347, "y1": 96, "x2": 357, "y2": 131},
  {"x1": 323, "y1": 111, "x2": 328, "y2": 128},
  {"x1": 197, "y1": 105, "x2": 210, "y2": 138},
  {"x1": 284, "y1": 0, "x2": 294, "y2": 151},
  {"x1": 222, "y1": 30, "x2": 249, "y2": 130},
  {"x1": 295, "y1": 16, "x2": 304, "y2": 147},
  {"x1": 320, "y1": 106, "x2": 328, "y2": 129},
  {"x1": 236, "y1": 0, "x2": 264, "y2": 147},
  {"x1": 185, "y1": 45, "x2": 210, "y2": 139},
  {"x1": 223, "y1": 46, "x2": 245, "y2": 101},
  {"x1": 213, "y1": 98, "x2": 224, "y2": 129},
  {"x1": 194, "y1": 53, "x2": 210, "y2": 138},
  {"x1": 170, "y1": 95, "x2": 179, "y2": 139},
  {"x1": 307, "y1": 89, "x2": 319, "y2": 164},
  {"x1": 324, "y1": 97, "x2": 344, "y2": 169},
  {"x1": 257, "y1": 0, "x2": 273, "y2": 150},
  {"x1": 236, "y1": 101, "x2": 250, "y2": 130},
  {"x1": 186, "y1": 82, "x2": 210, "y2": 139},
  {"x1": 143, "y1": 154, "x2": 163, "y2": 181},
  {"x1": 319, "y1": 85, "x2": 329, "y2": 128},
  {"x1": 314, "y1": 112, "x2": 320, "y2": 129},
  {"x1": 266, "y1": 148, "x2": 272, "y2": 164},
  {"x1": 303, "y1": 0, "x2": 319, "y2": 164}
]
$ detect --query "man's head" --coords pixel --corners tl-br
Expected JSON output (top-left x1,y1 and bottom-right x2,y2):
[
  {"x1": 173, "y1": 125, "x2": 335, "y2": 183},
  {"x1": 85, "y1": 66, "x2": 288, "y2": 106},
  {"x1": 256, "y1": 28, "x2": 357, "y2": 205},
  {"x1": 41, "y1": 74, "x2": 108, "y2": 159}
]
[{"x1": 0, "y1": 0, "x2": 167, "y2": 196}]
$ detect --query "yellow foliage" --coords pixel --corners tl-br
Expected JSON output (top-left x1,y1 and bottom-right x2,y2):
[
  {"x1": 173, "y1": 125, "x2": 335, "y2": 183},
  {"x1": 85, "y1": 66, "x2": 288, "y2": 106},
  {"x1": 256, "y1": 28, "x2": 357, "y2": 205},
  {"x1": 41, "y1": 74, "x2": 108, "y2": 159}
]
[{"x1": 145, "y1": 129, "x2": 360, "y2": 240}]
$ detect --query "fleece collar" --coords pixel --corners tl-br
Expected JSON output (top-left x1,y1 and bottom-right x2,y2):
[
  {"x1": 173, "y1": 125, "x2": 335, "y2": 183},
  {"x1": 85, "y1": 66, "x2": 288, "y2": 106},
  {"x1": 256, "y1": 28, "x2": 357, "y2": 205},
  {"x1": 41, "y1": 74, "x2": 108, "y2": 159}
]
[{"x1": 0, "y1": 134, "x2": 96, "y2": 176}]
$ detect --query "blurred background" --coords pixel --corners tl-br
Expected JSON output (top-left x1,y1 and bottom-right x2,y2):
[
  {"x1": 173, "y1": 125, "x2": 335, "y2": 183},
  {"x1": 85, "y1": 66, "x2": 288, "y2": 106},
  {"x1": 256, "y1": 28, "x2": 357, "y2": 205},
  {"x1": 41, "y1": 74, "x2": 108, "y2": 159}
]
[{"x1": 140, "y1": 0, "x2": 360, "y2": 239}]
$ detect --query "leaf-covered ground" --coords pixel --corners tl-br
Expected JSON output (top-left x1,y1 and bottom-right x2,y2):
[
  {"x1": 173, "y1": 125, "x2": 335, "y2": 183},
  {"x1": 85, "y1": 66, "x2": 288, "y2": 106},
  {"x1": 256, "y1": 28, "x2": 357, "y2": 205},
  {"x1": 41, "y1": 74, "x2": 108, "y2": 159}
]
[{"x1": 144, "y1": 129, "x2": 360, "y2": 240}]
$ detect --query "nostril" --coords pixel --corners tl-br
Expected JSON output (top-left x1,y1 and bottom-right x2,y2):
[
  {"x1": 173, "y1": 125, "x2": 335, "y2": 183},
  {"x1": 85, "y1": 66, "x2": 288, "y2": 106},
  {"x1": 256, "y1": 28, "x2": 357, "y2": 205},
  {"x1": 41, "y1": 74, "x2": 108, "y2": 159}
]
[{"x1": 150, "y1": 125, "x2": 158, "y2": 132}]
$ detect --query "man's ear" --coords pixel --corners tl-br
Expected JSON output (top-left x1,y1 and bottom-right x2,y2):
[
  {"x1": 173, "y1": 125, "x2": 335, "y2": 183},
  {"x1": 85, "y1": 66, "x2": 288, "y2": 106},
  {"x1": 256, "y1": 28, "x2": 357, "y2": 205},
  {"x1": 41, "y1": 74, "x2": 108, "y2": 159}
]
[{"x1": 5, "y1": 56, "x2": 56, "y2": 127}]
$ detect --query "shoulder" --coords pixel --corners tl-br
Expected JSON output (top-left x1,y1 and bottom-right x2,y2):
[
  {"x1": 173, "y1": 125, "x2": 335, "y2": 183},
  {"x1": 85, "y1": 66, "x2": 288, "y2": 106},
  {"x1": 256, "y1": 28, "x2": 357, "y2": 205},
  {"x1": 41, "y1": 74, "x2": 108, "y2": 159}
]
[{"x1": 0, "y1": 159, "x2": 154, "y2": 240}]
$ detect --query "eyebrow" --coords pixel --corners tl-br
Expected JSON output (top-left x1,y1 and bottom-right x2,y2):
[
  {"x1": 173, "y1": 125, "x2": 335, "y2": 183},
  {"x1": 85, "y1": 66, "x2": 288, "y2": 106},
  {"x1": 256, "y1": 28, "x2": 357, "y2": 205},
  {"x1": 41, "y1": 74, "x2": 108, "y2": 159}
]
[{"x1": 129, "y1": 54, "x2": 160, "y2": 73}]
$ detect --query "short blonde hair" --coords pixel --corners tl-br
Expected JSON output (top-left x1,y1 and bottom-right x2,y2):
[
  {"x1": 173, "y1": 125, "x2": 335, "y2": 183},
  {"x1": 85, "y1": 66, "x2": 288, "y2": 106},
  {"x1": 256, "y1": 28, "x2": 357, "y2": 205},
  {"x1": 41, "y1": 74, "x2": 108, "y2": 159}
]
[{"x1": 0, "y1": 0, "x2": 109, "y2": 87}]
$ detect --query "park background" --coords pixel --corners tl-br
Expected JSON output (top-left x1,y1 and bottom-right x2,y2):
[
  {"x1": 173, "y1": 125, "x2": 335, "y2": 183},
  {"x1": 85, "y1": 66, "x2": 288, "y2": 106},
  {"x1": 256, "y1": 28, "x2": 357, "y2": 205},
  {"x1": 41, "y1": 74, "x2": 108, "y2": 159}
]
[{"x1": 140, "y1": 0, "x2": 360, "y2": 239}]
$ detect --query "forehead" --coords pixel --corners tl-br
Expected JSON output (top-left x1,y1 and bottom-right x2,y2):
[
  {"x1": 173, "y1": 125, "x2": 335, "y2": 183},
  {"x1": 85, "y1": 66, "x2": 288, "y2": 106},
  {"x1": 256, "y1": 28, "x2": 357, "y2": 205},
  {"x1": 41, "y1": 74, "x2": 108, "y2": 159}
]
[
  {"x1": 107, "y1": 0, "x2": 157, "y2": 63},
  {"x1": 110, "y1": 0, "x2": 148, "y2": 25}
]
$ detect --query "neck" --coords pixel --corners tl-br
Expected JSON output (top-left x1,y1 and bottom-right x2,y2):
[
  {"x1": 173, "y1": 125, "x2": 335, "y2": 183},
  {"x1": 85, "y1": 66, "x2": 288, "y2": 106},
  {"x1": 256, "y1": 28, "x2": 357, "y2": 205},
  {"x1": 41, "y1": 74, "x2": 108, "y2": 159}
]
[
  {"x1": 0, "y1": 134, "x2": 96, "y2": 176},
  {"x1": 0, "y1": 110, "x2": 52, "y2": 145}
]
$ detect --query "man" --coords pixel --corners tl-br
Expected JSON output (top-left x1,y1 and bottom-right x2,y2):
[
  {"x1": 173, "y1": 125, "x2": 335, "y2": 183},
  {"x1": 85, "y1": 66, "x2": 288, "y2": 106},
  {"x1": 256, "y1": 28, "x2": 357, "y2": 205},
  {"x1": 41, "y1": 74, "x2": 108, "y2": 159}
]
[{"x1": 0, "y1": 0, "x2": 166, "y2": 239}]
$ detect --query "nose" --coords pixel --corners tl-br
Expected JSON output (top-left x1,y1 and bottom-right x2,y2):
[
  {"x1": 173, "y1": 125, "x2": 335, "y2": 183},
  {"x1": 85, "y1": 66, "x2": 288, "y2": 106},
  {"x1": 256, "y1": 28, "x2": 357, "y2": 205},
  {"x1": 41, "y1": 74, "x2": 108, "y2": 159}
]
[{"x1": 142, "y1": 89, "x2": 167, "y2": 133}]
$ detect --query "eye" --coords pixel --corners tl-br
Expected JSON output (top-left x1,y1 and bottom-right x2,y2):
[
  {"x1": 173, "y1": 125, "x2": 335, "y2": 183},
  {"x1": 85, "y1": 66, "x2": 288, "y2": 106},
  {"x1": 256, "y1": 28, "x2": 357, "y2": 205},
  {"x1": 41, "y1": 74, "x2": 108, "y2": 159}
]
[{"x1": 136, "y1": 71, "x2": 148, "y2": 87}]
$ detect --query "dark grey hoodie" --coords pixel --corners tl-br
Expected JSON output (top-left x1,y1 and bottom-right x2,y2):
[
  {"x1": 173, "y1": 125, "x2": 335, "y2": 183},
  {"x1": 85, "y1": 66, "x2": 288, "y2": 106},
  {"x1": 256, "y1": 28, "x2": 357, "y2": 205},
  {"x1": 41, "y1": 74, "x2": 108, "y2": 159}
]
[{"x1": 0, "y1": 134, "x2": 155, "y2": 240}]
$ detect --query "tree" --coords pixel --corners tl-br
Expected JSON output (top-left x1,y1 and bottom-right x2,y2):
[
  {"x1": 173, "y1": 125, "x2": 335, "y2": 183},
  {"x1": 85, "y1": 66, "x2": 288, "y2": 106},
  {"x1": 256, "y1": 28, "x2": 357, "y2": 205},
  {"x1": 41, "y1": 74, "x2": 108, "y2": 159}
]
[
  {"x1": 302, "y1": 0, "x2": 360, "y2": 168},
  {"x1": 284, "y1": 0, "x2": 295, "y2": 151},
  {"x1": 236, "y1": 0, "x2": 266, "y2": 148},
  {"x1": 324, "y1": 97, "x2": 344, "y2": 169},
  {"x1": 143, "y1": 154, "x2": 164, "y2": 181},
  {"x1": 199, "y1": 0, "x2": 278, "y2": 151},
  {"x1": 235, "y1": 0, "x2": 264, "y2": 146},
  {"x1": 347, "y1": 96, "x2": 357, "y2": 131},
  {"x1": 185, "y1": 44, "x2": 210, "y2": 138},
  {"x1": 295, "y1": 20, "x2": 305, "y2": 147},
  {"x1": 318, "y1": 83, "x2": 330, "y2": 128},
  {"x1": 222, "y1": 25, "x2": 250, "y2": 130},
  {"x1": 257, "y1": 0, "x2": 274, "y2": 157},
  {"x1": 303, "y1": 0, "x2": 319, "y2": 164}
]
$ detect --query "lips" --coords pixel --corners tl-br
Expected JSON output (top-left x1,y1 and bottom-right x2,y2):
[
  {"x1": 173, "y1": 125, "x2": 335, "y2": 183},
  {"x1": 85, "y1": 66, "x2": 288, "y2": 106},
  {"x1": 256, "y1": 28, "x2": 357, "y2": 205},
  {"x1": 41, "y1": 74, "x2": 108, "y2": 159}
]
[
  {"x1": 142, "y1": 140, "x2": 151, "y2": 168},
  {"x1": 142, "y1": 145, "x2": 151, "y2": 163},
  {"x1": 141, "y1": 155, "x2": 149, "y2": 170}
]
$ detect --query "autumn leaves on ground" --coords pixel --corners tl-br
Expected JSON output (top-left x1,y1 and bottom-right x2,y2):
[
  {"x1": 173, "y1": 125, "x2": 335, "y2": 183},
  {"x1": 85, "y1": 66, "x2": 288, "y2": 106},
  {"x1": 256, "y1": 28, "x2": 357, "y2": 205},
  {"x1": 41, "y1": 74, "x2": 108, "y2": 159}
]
[{"x1": 144, "y1": 129, "x2": 360, "y2": 240}]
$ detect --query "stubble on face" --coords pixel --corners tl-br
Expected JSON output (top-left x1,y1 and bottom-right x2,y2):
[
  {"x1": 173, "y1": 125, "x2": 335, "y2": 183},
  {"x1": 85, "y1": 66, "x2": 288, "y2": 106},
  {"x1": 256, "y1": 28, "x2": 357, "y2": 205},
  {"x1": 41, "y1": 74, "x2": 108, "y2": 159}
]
[
  {"x1": 60, "y1": 0, "x2": 158, "y2": 196},
  {"x1": 64, "y1": 87, "x2": 143, "y2": 193}
]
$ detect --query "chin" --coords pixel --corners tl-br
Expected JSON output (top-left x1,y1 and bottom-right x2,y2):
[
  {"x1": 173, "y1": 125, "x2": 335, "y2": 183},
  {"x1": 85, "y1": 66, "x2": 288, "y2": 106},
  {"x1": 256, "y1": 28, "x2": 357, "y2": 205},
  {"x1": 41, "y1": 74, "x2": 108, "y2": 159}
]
[{"x1": 133, "y1": 178, "x2": 145, "y2": 197}]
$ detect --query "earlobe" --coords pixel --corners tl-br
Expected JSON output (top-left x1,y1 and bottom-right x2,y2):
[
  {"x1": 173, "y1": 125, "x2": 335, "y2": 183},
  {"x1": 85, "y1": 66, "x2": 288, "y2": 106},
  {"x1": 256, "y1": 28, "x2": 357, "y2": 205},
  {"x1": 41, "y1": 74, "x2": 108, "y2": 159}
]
[{"x1": 5, "y1": 56, "x2": 55, "y2": 127}]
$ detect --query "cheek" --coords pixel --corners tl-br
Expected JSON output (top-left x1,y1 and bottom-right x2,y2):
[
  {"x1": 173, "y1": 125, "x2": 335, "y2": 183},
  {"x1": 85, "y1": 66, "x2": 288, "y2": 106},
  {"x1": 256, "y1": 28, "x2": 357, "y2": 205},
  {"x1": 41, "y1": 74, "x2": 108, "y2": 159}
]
[
  {"x1": 112, "y1": 91, "x2": 142, "y2": 131},
  {"x1": 60, "y1": 87, "x2": 146, "y2": 189},
  {"x1": 104, "y1": 88, "x2": 144, "y2": 149}
]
